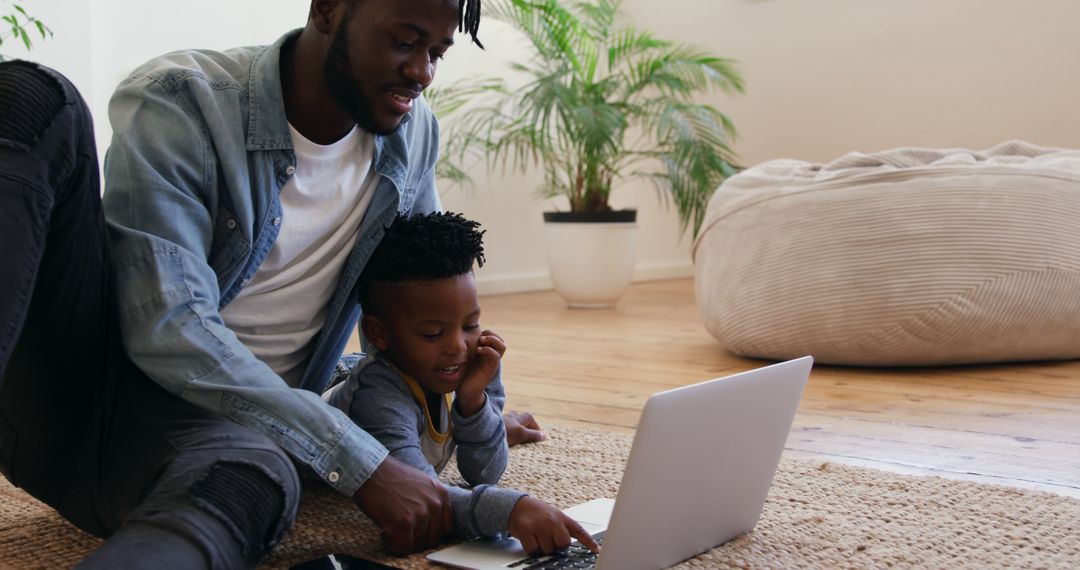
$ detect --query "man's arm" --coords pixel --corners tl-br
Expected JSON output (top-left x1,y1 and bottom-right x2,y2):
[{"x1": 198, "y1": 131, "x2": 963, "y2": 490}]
[{"x1": 102, "y1": 71, "x2": 385, "y2": 497}]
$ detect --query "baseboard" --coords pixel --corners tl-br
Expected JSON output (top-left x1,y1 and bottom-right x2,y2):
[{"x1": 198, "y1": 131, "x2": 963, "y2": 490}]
[
  {"x1": 632, "y1": 260, "x2": 694, "y2": 282},
  {"x1": 477, "y1": 272, "x2": 553, "y2": 296},
  {"x1": 477, "y1": 261, "x2": 693, "y2": 296}
]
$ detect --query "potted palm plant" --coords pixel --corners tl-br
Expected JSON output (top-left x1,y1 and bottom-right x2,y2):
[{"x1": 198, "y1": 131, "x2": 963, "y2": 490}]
[{"x1": 440, "y1": 0, "x2": 743, "y2": 307}]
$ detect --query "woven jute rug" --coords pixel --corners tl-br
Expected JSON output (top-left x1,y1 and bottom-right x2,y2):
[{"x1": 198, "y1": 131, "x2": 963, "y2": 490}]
[{"x1": 0, "y1": 424, "x2": 1076, "y2": 569}]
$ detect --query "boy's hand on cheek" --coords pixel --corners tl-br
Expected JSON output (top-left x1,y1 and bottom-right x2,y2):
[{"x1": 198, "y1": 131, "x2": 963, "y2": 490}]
[{"x1": 455, "y1": 329, "x2": 506, "y2": 417}]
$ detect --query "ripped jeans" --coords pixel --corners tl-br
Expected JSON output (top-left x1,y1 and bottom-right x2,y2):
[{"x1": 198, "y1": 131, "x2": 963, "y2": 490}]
[{"x1": 0, "y1": 61, "x2": 301, "y2": 569}]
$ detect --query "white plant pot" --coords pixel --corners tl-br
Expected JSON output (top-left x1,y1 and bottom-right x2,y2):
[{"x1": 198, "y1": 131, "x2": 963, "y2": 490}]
[{"x1": 543, "y1": 212, "x2": 638, "y2": 308}]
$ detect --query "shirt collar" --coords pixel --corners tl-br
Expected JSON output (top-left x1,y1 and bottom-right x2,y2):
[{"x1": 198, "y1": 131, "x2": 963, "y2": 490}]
[{"x1": 246, "y1": 28, "x2": 299, "y2": 151}]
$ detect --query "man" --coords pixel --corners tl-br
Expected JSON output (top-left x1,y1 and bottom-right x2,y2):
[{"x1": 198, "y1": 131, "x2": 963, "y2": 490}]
[{"x1": 0, "y1": 0, "x2": 541, "y2": 567}]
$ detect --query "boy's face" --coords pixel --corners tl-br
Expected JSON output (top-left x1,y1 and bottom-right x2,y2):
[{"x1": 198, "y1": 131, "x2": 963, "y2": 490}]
[{"x1": 364, "y1": 273, "x2": 482, "y2": 394}]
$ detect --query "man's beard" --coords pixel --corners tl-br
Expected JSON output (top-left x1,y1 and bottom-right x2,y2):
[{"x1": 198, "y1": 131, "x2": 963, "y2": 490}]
[{"x1": 324, "y1": 19, "x2": 400, "y2": 136}]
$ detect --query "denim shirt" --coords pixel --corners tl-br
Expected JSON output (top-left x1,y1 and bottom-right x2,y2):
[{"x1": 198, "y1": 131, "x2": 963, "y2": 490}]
[{"x1": 101, "y1": 29, "x2": 441, "y2": 497}]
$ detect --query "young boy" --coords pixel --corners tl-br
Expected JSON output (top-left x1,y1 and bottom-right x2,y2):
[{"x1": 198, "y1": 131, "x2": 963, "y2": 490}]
[{"x1": 324, "y1": 212, "x2": 600, "y2": 555}]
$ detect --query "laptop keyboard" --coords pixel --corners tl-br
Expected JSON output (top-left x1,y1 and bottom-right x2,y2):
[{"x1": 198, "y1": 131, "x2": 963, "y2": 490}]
[{"x1": 508, "y1": 531, "x2": 606, "y2": 569}]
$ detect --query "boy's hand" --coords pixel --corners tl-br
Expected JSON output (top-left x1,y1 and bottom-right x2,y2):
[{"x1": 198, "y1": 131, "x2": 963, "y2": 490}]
[
  {"x1": 504, "y1": 411, "x2": 547, "y2": 446},
  {"x1": 508, "y1": 496, "x2": 601, "y2": 555},
  {"x1": 456, "y1": 329, "x2": 506, "y2": 417}
]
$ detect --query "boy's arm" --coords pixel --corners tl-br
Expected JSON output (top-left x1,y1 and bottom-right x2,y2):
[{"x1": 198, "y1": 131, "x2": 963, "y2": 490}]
[
  {"x1": 341, "y1": 363, "x2": 525, "y2": 538},
  {"x1": 452, "y1": 365, "x2": 510, "y2": 486}
]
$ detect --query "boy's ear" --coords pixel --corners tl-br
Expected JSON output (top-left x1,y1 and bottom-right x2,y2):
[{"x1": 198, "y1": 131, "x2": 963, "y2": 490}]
[{"x1": 361, "y1": 314, "x2": 390, "y2": 352}]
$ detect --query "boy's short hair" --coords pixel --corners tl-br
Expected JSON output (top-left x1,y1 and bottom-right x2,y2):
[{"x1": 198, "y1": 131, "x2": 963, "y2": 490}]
[{"x1": 358, "y1": 211, "x2": 486, "y2": 312}]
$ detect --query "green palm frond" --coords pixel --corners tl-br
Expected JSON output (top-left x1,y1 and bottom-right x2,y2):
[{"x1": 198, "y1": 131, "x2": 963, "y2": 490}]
[
  {"x1": 426, "y1": 78, "x2": 504, "y2": 118},
  {"x1": 607, "y1": 28, "x2": 667, "y2": 71},
  {"x1": 575, "y1": 0, "x2": 620, "y2": 38},
  {"x1": 437, "y1": 0, "x2": 744, "y2": 238}
]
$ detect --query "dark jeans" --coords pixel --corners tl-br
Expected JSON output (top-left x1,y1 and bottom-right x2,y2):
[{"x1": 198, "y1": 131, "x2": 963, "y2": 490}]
[{"x1": 0, "y1": 61, "x2": 301, "y2": 569}]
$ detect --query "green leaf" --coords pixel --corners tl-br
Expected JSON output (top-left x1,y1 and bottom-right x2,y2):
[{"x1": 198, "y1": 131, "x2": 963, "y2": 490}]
[
  {"x1": 12, "y1": 4, "x2": 27, "y2": 18},
  {"x1": 18, "y1": 25, "x2": 30, "y2": 50}
]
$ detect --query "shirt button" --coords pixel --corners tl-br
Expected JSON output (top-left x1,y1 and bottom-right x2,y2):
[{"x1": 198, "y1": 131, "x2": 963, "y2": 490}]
[
  {"x1": 285, "y1": 165, "x2": 296, "y2": 176},
  {"x1": 226, "y1": 219, "x2": 237, "y2": 229},
  {"x1": 272, "y1": 217, "x2": 282, "y2": 226},
  {"x1": 327, "y1": 470, "x2": 340, "y2": 483}
]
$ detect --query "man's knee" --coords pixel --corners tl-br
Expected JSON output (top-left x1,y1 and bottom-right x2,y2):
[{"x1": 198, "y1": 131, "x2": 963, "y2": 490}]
[
  {"x1": 189, "y1": 449, "x2": 301, "y2": 564},
  {"x1": 80, "y1": 450, "x2": 302, "y2": 569}
]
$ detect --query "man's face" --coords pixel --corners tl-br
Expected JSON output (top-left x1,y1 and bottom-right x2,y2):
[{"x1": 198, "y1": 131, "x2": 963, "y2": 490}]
[
  {"x1": 366, "y1": 274, "x2": 483, "y2": 395},
  {"x1": 324, "y1": 0, "x2": 459, "y2": 135}
]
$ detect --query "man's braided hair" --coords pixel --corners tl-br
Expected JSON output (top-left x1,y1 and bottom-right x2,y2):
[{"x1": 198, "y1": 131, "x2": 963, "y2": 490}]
[
  {"x1": 459, "y1": 0, "x2": 484, "y2": 48},
  {"x1": 336, "y1": 0, "x2": 483, "y2": 48},
  {"x1": 358, "y1": 212, "x2": 486, "y2": 312}
]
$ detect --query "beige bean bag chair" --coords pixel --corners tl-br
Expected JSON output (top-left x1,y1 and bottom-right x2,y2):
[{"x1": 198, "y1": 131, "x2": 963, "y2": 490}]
[{"x1": 693, "y1": 140, "x2": 1080, "y2": 366}]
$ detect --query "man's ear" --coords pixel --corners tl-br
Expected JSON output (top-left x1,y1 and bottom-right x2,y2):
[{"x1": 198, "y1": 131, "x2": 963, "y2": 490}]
[
  {"x1": 361, "y1": 314, "x2": 391, "y2": 352},
  {"x1": 309, "y1": 0, "x2": 344, "y2": 34}
]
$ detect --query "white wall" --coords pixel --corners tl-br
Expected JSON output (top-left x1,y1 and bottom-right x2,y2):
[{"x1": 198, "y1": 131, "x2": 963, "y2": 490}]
[
  {"x1": 622, "y1": 0, "x2": 1080, "y2": 164},
  {"x1": 14, "y1": 1, "x2": 1080, "y2": 296},
  {"x1": 15, "y1": 1, "x2": 304, "y2": 172}
]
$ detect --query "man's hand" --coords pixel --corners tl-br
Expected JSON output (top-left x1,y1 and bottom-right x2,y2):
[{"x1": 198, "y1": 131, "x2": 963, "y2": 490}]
[
  {"x1": 504, "y1": 411, "x2": 547, "y2": 446},
  {"x1": 456, "y1": 329, "x2": 507, "y2": 417},
  {"x1": 508, "y1": 496, "x2": 601, "y2": 555},
  {"x1": 352, "y1": 455, "x2": 454, "y2": 555}
]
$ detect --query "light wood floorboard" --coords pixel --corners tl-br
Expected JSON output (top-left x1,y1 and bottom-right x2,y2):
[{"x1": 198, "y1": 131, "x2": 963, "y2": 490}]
[{"x1": 346, "y1": 278, "x2": 1080, "y2": 497}]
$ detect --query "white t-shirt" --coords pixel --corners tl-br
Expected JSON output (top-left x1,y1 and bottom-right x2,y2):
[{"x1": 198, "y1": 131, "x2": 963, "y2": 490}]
[{"x1": 221, "y1": 123, "x2": 377, "y2": 386}]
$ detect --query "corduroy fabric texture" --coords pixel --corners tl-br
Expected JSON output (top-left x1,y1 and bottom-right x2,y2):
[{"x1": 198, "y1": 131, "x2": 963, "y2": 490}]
[
  {"x1": 693, "y1": 140, "x2": 1080, "y2": 366},
  {"x1": 0, "y1": 425, "x2": 1077, "y2": 568},
  {"x1": 0, "y1": 61, "x2": 66, "y2": 150}
]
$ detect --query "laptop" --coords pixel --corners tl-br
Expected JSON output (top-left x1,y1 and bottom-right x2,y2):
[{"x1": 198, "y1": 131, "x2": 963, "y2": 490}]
[{"x1": 427, "y1": 356, "x2": 814, "y2": 570}]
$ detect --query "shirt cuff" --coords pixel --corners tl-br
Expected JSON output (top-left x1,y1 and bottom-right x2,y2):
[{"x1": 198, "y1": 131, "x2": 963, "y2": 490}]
[
  {"x1": 312, "y1": 417, "x2": 391, "y2": 497},
  {"x1": 472, "y1": 485, "x2": 528, "y2": 537}
]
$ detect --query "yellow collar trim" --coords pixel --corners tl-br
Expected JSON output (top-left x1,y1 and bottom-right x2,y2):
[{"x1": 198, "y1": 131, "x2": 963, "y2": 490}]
[{"x1": 391, "y1": 364, "x2": 453, "y2": 444}]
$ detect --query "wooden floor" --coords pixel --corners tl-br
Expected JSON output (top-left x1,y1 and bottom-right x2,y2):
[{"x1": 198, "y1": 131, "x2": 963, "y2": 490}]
[{"x1": 475, "y1": 278, "x2": 1080, "y2": 498}]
